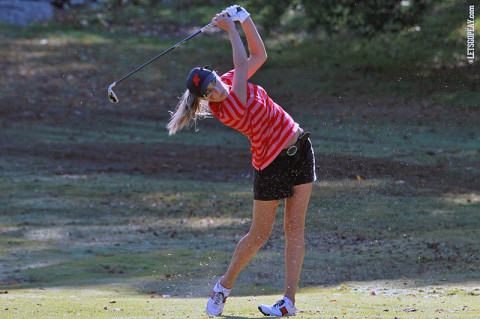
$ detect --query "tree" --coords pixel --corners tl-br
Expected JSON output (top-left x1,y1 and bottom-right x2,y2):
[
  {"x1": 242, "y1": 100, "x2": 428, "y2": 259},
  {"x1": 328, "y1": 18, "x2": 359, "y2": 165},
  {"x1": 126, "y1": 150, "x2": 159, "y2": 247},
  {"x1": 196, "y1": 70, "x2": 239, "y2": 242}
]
[{"x1": 243, "y1": 0, "x2": 430, "y2": 36}]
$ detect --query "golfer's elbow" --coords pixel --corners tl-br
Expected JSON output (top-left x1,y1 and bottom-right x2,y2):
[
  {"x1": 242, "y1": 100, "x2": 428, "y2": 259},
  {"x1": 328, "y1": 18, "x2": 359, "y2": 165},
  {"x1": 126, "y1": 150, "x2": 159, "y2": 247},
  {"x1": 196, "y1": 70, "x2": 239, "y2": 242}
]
[
  {"x1": 251, "y1": 53, "x2": 267, "y2": 71},
  {"x1": 261, "y1": 52, "x2": 267, "y2": 64},
  {"x1": 253, "y1": 48, "x2": 267, "y2": 64},
  {"x1": 260, "y1": 42, "x2": 267, "y2": 62}
]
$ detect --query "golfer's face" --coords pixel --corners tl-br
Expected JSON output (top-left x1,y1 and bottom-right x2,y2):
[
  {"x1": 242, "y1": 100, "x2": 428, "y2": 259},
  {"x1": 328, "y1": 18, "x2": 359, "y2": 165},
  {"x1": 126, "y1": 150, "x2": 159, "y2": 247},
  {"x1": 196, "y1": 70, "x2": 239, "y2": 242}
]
[{"x1": 205, "y1": 76, "x2": 228, "y2": 102}]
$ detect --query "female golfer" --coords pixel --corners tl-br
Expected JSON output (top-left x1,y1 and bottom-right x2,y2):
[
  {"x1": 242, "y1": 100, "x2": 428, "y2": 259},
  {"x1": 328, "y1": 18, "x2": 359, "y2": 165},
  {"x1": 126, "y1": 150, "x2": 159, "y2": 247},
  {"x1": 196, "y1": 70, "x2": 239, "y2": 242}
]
[{"x1": 167, "y1": 5, "x2": 315, "y2": 317}]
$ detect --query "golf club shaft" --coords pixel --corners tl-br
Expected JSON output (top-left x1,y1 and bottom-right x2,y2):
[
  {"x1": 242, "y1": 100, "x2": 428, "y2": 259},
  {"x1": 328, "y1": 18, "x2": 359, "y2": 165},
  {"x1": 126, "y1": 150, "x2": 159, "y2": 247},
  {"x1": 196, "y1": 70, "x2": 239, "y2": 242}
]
[{"x1": 114, "y1": 23, "x2": 213, "y2": 85}]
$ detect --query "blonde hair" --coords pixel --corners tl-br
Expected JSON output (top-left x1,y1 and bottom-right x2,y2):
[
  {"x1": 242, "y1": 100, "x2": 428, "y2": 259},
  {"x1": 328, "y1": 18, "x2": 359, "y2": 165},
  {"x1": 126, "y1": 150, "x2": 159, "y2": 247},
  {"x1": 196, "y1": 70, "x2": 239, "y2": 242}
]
[{"x1": 167, "y1": 89, "x2": 211, "y2": 135}]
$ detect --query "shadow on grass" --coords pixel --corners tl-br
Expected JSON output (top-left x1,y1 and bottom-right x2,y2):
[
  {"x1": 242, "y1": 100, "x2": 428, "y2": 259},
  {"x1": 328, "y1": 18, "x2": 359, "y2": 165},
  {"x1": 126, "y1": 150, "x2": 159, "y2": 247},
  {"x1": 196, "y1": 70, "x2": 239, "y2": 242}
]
[{"x1": 1, "y1": 136, "x2": 479, "y2": 192}]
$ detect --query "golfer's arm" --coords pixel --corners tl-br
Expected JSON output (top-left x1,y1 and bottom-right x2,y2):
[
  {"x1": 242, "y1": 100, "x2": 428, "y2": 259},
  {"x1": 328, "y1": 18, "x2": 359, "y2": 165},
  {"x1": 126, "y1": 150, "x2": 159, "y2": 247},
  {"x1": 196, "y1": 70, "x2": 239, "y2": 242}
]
[
  {"x1": 228, "y1": 27, "x2": 248, "y2": 105},
  {"x1": 241, "y1": 17, "x2": 267, "y2": 79}
]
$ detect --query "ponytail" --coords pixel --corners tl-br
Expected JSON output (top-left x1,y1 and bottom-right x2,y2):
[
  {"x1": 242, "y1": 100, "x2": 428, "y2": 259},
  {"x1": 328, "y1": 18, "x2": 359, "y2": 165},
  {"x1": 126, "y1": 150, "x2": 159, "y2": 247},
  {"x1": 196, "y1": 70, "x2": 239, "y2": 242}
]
[{"x1": 167, "y1": 89, "x2": 211, "y2": 135}]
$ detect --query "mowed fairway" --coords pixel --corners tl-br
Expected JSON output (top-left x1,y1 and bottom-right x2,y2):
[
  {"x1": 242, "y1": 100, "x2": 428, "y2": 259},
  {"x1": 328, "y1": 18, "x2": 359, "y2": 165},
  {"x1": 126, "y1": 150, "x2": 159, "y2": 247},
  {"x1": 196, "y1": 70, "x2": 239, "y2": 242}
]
[
  {"x1": 2, "y1": 284, "x2": 480, "y2": 318},
  {"x1": 1, "y1": 3, "x2": 480, "y2": 318}
]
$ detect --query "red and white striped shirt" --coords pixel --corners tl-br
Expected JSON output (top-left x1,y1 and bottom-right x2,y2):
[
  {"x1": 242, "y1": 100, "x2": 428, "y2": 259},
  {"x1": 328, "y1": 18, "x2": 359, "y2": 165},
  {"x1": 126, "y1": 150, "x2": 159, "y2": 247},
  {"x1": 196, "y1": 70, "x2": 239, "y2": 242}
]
[{"x1": 208, "y1": 70, "x2": 299, "y2": 170}]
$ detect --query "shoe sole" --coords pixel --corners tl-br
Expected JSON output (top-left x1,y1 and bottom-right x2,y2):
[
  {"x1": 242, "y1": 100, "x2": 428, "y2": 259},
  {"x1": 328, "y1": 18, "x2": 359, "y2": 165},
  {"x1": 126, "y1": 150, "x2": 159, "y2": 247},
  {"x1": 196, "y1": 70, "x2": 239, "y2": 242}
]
[
  {"x1": 258, "y1": 306, "x2": 270, "y2": 316},
  {"x1": 258, "y1": 306, "x2": 296, "y2": 317}
]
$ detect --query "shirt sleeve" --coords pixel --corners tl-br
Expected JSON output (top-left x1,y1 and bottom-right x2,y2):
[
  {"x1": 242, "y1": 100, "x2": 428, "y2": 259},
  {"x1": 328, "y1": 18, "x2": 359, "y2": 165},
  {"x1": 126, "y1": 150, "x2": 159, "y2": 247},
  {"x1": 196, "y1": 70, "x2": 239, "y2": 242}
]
[
  {"x1": 209, "y1": 70, "x2": 247, "y2": 121},
  {"x1": 223, "y1": 89, "x2": 246, "y2": 119},
  {"x1": 220, "y1": 70, "x2": 235, "y2": 86},
  {"x1": 209, "y1": 89, "x2": 246, "y2": 120}
]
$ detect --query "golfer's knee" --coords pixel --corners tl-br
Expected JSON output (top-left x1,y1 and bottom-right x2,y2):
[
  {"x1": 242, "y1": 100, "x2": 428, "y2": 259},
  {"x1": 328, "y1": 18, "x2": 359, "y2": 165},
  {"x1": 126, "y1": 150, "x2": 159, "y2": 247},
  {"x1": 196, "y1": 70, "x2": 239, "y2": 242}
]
[
  {"x1": 286, "y1": 235, "x2": 305, "y2": 248},
  {"x1": 246, "y1": 230, "x2": 271, "y2": 246},
  {"x1": 285, "y1": 222, "x2": 305, "y2": 241}
]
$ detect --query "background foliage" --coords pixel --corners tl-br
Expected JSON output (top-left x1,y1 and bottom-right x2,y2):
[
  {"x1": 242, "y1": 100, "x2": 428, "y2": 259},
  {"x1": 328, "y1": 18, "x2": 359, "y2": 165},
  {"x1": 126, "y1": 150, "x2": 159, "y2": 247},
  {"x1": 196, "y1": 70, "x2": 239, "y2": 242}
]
[{"x1": 245, "y1": 0, "x2": 431, "y2": 35}]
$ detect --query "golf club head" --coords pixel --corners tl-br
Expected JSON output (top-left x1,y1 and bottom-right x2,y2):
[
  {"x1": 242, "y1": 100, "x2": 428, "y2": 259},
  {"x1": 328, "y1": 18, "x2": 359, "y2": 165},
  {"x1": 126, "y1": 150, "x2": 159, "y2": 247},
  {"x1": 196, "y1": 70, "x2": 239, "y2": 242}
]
[{"x1": 108, "y1": 82, "x2": 119, "y2": 103}]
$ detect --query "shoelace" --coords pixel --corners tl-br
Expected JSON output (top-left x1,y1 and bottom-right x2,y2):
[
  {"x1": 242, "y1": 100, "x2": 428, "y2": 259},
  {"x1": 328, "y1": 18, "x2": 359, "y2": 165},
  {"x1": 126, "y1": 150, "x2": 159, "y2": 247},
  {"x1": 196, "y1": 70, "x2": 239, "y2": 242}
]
[
  {"x1": 212, "y1": 292, "x2": 225, "y2": 306},
  {"x1": 272, "y1": 299, "x2": 285, "y2": 309}
]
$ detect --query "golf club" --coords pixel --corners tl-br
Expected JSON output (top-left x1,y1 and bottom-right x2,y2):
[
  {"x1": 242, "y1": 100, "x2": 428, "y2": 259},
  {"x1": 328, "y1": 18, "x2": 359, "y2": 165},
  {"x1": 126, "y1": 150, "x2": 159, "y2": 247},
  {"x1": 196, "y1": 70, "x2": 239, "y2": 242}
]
[{"x1": 108, "y1": 6, "x2": 241, "y2": 103}]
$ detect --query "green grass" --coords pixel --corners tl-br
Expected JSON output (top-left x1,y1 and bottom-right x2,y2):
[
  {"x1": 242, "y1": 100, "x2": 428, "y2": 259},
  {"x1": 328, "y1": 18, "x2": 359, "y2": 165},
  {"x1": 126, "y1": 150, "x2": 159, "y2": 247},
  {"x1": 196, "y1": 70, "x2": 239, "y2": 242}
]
[
  {"x1": 1, "y1": 1, "x2": 480, "y2": 318},
  {"x1": 2, "y1": 284, "x2": 480, "y2": 318}
]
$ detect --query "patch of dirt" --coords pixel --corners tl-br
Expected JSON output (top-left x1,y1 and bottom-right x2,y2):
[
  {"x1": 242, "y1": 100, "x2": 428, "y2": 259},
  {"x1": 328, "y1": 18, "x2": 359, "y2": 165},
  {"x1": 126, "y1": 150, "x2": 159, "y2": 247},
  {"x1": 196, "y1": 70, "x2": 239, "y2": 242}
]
[
  {"x1": 1, "y1": 138, "x2": 478, "y2": 192},
  {"x1": 0, "y1": 141, "x2": 252, "y2": 182}
]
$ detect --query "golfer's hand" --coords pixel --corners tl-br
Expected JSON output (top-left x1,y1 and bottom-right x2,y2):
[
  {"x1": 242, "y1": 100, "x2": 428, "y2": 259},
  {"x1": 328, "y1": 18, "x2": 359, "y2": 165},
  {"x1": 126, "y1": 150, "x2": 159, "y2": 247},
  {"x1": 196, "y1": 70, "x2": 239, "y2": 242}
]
[
  {"x1": 212, "y1": 11, "x2": 236, "y2": 32},
  {"x1": 225, "y1": 5, "x2": 250, "y2": 23}
]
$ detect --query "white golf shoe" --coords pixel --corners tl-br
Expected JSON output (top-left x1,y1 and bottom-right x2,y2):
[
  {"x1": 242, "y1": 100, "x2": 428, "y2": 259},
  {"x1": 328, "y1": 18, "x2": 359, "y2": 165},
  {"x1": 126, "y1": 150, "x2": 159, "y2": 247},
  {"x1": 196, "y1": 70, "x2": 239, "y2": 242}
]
[
  {"x1": 258, "y1": 297, "x2": 296, "y2": 316},
  {"x1": 206, "y1": 277, "x2": 231, "y2": 316}
]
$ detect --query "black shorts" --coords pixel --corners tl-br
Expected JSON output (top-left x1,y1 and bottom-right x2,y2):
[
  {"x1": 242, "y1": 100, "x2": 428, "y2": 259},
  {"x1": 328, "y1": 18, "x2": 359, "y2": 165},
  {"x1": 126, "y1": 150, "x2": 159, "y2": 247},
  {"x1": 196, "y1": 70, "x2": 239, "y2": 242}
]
[{"x1": 253, "y1": 138, "x2": 316, "y2": 201}]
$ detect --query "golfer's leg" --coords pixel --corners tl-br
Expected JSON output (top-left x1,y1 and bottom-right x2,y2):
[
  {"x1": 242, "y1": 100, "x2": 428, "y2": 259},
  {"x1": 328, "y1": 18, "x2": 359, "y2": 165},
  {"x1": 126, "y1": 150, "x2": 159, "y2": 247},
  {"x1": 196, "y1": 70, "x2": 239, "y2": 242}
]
[
  {"x1": 283, "y1": 182, "x2": 313, "y2": 303},
  {"x1": 221, "y1": 199, "x2": 279, "y2": 289}
]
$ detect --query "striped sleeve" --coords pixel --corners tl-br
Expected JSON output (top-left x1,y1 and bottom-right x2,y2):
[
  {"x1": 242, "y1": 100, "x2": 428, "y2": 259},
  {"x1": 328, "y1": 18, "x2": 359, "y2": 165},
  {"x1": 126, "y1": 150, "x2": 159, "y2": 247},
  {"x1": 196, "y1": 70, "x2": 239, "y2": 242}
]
[
  {"x1": 220, "y1": 70, "x2": 235, "y2": 86},
  {"x1": 209, "y1": 70, "x2": 246, "y2": 121},
  {"x1": 209, "y1": 89, "x2": 246, "y2": 121}
]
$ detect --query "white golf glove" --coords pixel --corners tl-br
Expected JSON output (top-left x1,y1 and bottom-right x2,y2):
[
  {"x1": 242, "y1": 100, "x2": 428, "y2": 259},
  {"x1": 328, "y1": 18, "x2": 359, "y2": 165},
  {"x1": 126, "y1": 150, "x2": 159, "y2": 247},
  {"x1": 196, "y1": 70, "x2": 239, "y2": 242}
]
[{"x1": 226, "y1": 5, "x2": 250, "y2": 23}]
